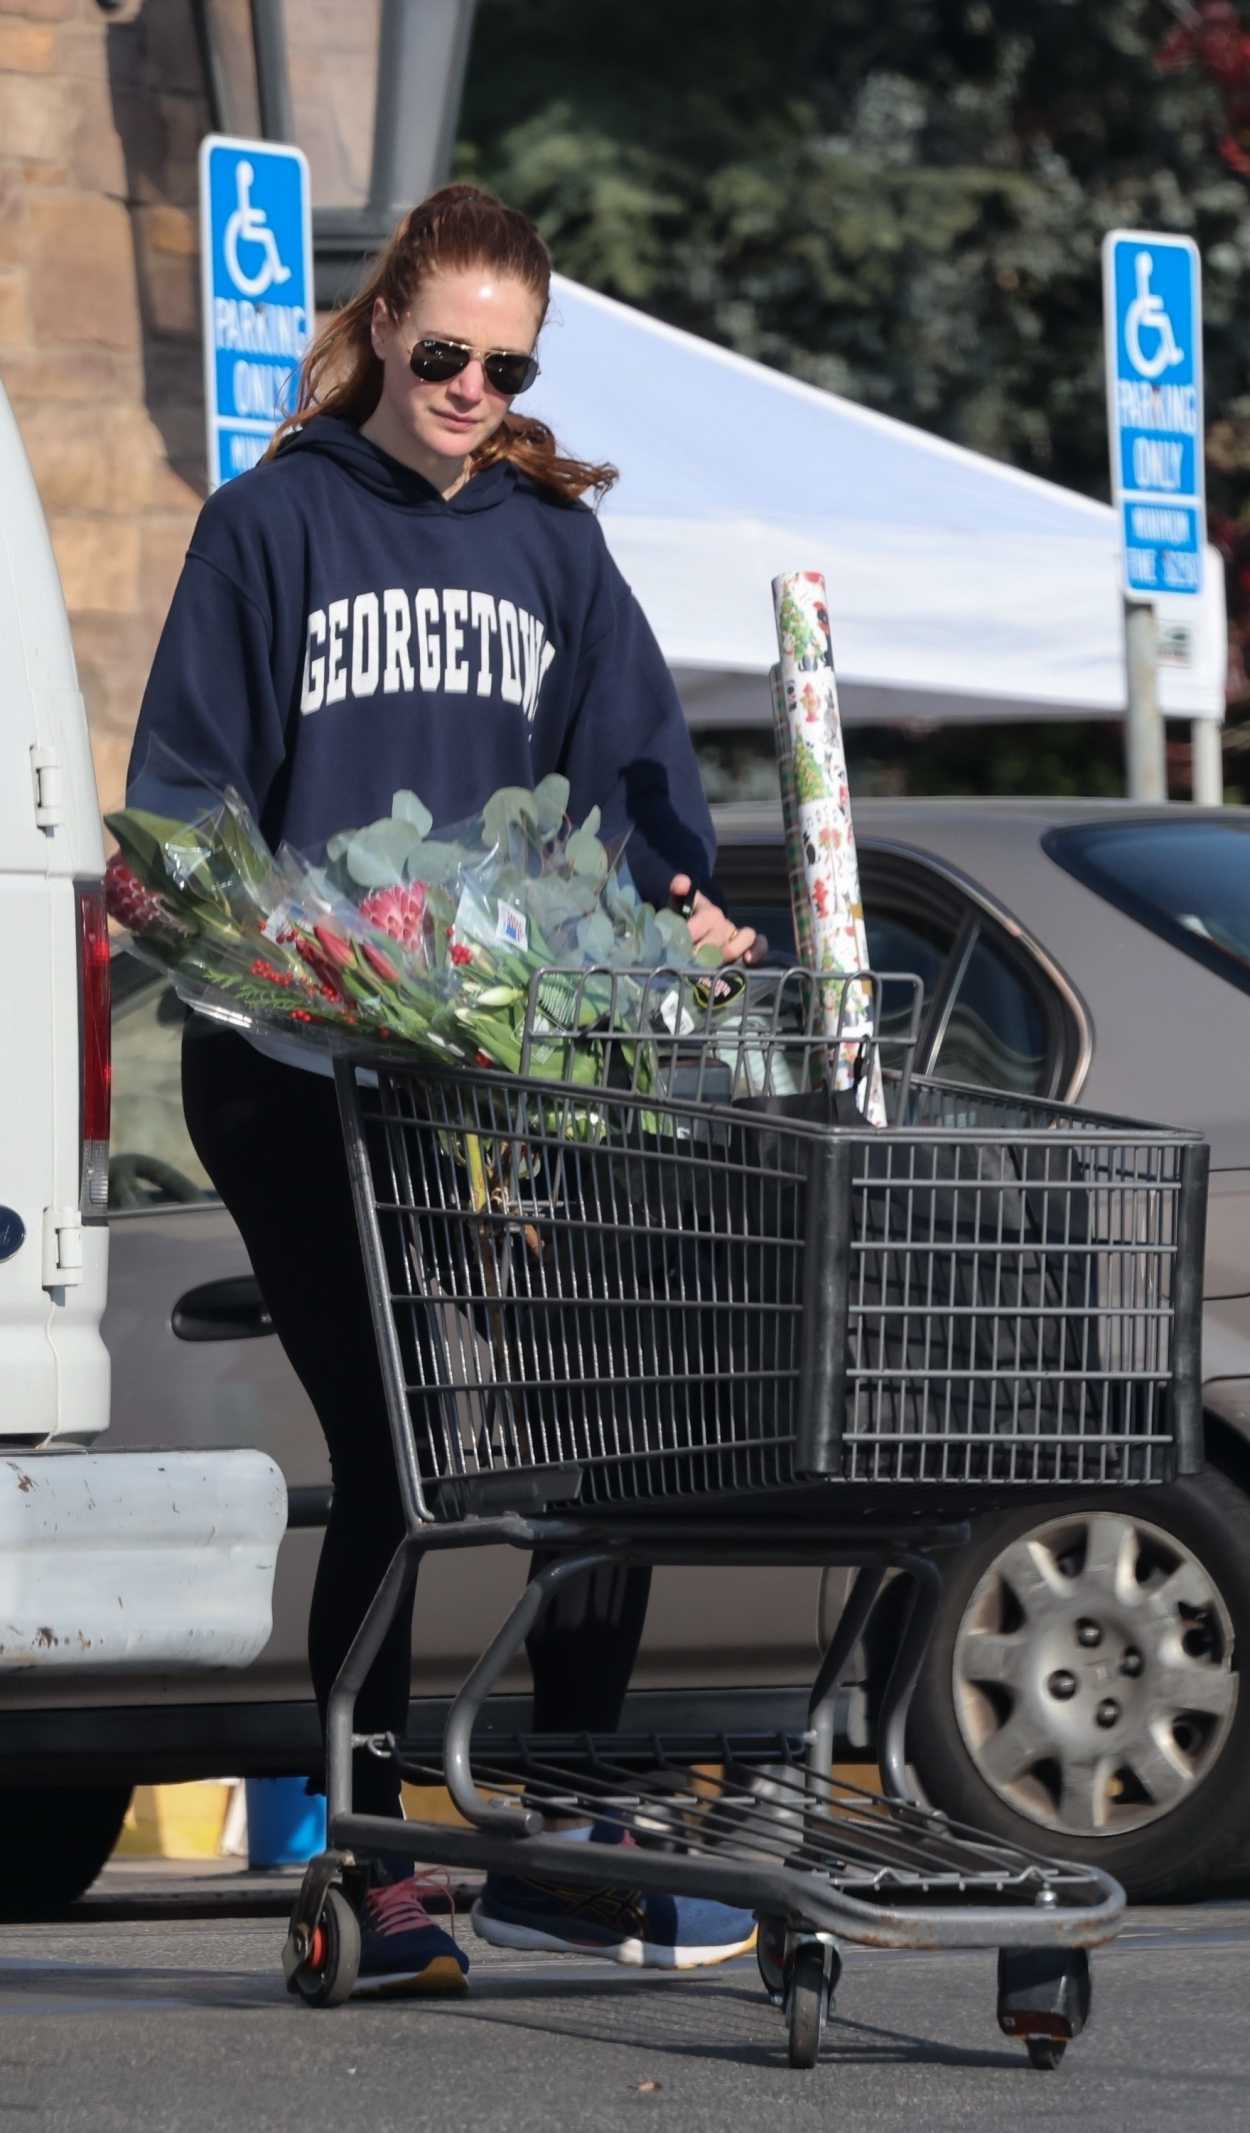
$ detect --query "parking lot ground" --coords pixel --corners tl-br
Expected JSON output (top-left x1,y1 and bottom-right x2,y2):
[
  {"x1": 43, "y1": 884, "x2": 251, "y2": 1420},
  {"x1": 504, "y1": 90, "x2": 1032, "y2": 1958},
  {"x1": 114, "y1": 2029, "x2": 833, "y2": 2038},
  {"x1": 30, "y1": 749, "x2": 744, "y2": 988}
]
[
  {"x1": 62, "y1": 1855, "x2": 484, "y2": 1922},
  {"x1": 1, "y1": 1877, "x2": 1249, "y2": 2133}
]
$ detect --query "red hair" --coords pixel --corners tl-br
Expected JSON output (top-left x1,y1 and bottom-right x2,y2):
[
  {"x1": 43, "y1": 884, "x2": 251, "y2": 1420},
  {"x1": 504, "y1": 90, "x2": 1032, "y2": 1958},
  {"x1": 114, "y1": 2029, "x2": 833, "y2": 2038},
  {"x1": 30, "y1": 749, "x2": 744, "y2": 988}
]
[{"x1": 267, "y1": 184, "x2": 617, "y2": 505}]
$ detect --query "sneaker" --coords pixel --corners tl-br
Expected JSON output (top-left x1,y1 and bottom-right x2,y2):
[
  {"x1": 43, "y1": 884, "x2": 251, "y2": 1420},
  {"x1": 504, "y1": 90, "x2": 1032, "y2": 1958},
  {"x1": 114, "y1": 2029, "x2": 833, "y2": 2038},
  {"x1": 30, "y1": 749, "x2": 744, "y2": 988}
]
[
  {"x1": 472, "y1": 1861, "x2": 756, "y2": 1971},
  {"x1": 356, "y1": 1878, "x2": 470, "y2": 1997}
]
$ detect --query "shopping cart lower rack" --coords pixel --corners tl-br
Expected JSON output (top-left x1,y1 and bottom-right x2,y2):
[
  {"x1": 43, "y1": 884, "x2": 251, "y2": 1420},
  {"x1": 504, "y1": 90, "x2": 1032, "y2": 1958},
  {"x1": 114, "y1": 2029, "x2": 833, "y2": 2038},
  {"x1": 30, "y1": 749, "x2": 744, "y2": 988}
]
[{"x1": 281, "y1": 967, "x2": 1208, "y2": 2071}]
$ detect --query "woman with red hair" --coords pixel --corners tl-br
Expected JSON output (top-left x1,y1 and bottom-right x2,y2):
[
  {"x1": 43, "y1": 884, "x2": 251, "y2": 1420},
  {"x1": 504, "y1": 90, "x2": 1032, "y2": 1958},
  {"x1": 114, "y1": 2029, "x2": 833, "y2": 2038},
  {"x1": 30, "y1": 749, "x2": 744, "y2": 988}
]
[{"x1": 129, "y1": 183, "x2": 757, "y2": 1995}]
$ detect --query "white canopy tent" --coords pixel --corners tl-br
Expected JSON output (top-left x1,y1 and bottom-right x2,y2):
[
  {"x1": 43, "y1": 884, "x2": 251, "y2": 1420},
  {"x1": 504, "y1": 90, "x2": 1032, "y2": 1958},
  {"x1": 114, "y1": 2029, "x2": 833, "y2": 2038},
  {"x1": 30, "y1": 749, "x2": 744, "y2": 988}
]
[{"x1": 533, "y1": 275, "x2": 1226, "y2": 731}]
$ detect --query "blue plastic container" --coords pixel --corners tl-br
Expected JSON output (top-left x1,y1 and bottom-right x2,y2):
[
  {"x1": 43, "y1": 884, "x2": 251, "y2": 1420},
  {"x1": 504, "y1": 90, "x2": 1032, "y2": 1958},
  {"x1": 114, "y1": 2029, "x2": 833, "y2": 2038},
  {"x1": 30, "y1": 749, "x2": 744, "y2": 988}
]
[{"x1": 245, "y1": 1776, "x2": 327, "y2": 1868}]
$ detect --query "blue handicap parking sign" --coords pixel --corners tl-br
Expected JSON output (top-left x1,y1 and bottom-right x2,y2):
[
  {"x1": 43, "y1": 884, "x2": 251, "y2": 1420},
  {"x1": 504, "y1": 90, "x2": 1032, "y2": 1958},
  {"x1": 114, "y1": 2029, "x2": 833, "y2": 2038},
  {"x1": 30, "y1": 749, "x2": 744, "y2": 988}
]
[
  {"x1": 1103, "y1": 230, "x2": 1205, "y2": 598},
  {"x1": 199, "y1": 135, "x2": 313, "y2": 491}
]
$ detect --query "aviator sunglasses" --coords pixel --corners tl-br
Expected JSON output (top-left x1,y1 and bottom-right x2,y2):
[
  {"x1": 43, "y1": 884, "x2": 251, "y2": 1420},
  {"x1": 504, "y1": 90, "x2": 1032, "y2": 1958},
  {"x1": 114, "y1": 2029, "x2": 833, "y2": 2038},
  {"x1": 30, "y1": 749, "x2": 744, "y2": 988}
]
[{"x1": 408, "y1": 335, "x2": 540, "y2": 397}]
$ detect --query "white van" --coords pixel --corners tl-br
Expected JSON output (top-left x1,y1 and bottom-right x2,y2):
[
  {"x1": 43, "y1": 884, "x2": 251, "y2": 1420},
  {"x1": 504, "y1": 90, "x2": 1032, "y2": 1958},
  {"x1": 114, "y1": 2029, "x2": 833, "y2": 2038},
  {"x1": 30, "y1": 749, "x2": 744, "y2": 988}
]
[{"x1": 0, "y1": 383, "x2": 285, "y2": 1899}]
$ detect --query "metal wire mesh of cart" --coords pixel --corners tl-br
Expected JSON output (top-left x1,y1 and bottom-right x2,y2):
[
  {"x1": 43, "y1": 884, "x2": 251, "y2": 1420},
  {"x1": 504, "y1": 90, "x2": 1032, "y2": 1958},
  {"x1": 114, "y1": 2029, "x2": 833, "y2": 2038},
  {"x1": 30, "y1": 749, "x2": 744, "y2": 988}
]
[
  {"x1": 395, "y1": 1731, "x2": 1108, "y2": 1909},
  {"x1": 840, "y1": 1077, "x2": 1208, "y2": 1486},
  {"x1": 335, "y1": 967, "x2": 1207, "y2": 1520}
]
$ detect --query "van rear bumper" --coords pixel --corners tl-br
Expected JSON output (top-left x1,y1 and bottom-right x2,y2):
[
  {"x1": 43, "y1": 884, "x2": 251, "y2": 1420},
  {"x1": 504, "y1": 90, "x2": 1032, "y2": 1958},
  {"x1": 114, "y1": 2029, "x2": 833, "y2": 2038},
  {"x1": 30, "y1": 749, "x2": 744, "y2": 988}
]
[{"x1": 0, "y1": 1449, "x2": 286, "y2": 1673}]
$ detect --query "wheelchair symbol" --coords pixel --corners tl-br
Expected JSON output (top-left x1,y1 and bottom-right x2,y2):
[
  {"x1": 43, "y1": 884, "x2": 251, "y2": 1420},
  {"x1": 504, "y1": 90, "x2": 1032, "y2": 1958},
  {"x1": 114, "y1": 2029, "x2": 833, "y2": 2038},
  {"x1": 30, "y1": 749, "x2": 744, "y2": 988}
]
[
  {"x1": 1125, "y1": 251, "x2": 1184, "y2": 381},
  {"x1": 224, "y1": 160, "x2": 291, "y2": 300}
]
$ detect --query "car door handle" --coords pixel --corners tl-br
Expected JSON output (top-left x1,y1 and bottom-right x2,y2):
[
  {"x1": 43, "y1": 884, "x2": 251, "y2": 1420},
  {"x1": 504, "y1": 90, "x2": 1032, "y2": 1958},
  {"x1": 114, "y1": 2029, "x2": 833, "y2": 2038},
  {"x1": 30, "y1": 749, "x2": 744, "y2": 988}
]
[{"x1": 171, "y1": 1275, "x2": 275, "y2": 1342}]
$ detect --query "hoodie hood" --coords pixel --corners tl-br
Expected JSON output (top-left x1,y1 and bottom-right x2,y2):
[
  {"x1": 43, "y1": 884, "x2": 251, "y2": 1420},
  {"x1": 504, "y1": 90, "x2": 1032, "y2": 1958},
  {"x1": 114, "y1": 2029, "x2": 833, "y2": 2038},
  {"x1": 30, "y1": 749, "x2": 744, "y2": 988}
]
[{"x1": 279, "y1": 414, "x2": 517, "y2": 514}]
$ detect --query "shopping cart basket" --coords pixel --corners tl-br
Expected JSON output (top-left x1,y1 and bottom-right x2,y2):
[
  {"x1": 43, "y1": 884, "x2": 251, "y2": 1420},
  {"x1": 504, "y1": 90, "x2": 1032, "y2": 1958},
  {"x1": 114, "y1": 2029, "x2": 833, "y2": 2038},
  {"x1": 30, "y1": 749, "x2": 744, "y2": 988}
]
[{"x1": 282, "y1": 966, "x2": 1208, "y2": 2070}]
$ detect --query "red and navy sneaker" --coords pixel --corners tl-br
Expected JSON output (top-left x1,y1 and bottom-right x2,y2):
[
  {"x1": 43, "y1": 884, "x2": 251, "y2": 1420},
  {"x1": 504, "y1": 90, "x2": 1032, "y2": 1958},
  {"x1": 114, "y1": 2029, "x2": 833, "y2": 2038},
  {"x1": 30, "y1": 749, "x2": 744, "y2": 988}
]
[
  {"x1": 472, "y1": 1857, "x2": 756, "y2": 1970},
  {"x1": 356, "y1": 1879, "x2": 470, "y2": 1997}
]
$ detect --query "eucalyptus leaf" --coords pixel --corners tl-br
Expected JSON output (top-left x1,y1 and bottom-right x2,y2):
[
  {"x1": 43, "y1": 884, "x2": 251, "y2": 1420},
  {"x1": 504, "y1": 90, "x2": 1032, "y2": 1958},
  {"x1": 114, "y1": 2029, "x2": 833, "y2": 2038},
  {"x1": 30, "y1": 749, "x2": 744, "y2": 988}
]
[
  {"x1": 390, "y1": 789, "x2": 434, "y2": 837},
  {"x1": 532, "y1": 773, "x2": 570, "y2": 835},
  {"x1": 577, "y1": 804, "x2": 602, "y2": 840},
  {"x1": 482, "y1": 786, "x2": 539, "y2": 849},
  {"x1": 527, "y1": 873, "x2": 602, "y2": 937},
  {"x1": 602, "y1": 872, "x2": 642, "y2": 930},
  {"x1": 576, "y1": 910, "x2": 616, "y2": 961},
  {"x1": 566, "y1": 827, "x2": 609, "y2": 880},
  {"x1": 638, "y1": 915, "x2": 666, "y2": 966},
  {"x1": 653, "y1": 907, "x2": 695, "y2": 957},
  {"x1": 407, "y1": 838, "x2": 463, "y2": 885},
  {"x1": 345, "y1": 819, "x2": 425, "y2": 888},
  {"x1": 325, "y1": 830, "x2": 352, "y2": 862}
]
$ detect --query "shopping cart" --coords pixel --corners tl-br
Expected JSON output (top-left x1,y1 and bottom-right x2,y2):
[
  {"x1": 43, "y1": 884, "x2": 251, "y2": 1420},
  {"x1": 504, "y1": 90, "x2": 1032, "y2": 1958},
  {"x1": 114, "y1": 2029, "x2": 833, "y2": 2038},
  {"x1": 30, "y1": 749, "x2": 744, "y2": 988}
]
[{"x1": 282, "y1": 966, "x2": 1209, "y2": 2070}]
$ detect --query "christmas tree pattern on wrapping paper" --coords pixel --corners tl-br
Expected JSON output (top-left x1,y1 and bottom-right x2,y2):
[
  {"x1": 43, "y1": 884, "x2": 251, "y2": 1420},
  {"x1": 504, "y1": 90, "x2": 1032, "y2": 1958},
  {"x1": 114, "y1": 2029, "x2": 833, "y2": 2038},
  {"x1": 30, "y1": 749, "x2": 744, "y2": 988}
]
[
  {"x1": 778, "y1": 585, "x2": 821, "y2": 671},
  {"x1": 792, "y1": 733, "x2": 830, "y2": 804}
]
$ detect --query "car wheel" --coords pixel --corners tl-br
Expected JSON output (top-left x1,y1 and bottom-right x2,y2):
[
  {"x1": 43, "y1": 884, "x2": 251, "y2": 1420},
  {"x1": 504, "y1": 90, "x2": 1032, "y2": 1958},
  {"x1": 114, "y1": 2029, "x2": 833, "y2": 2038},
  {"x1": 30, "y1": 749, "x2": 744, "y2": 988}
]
[
  {"x1": 907, "y1": 1470, "x2": 1250, "y2": 1901},
  {"x1": 0, "y1": 1785, "x2": 133, "y2": 1917}
]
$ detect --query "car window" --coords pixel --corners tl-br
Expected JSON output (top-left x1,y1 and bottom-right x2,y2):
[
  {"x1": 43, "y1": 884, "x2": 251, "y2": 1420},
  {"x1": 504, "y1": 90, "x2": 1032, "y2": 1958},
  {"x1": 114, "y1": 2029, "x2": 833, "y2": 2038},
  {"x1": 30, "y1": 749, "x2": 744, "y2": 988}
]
[
  {"x1": 1046, "y1": 819, "x2": 1250, "y2": 999},
  {"x1": 931, "y1": 930, "x2": 1050, "y2": 1095},
  {"x1": 862, "y1": 908, "x2": 951, "y2": 1065},
  {"x1": 111, "y1": 963, "x2": 216, "y2": 1211},
  {"x1": 713, "y1": 868, "x2": 956, "y2": 1069},
  {"x1": 716, "y1": 837, "x2": 1072, "y2": 1097}
]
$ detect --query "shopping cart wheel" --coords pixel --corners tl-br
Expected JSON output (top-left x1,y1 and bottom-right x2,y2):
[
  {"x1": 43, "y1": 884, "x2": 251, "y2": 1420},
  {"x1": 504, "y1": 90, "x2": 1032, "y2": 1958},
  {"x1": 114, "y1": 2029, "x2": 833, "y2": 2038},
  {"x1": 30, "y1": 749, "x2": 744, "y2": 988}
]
[
  {"x1": 996, "y1": 1946, "x2": 1089, "y2": 2066},
  {"x1": 785, "y1": 1938, "x2": 839, "y2": 2070},
  {"x1": 756, "y1": 1916, "x2": 786, "y2": 2006},
  {"x1": 287, "y1": 1886, "x2": 361, "y2": 2009}
]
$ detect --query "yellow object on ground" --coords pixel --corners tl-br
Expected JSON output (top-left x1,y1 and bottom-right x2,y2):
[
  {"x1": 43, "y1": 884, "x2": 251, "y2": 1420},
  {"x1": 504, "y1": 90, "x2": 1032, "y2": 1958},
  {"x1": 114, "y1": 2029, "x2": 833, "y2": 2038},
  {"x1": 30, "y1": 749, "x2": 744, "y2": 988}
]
[
  {"x1": 400, "y1": 1783, "x2": 482, "y2": 1828},
  {"x1": 113, "y1": 1782, "x2": 237, "y2": 1860}
]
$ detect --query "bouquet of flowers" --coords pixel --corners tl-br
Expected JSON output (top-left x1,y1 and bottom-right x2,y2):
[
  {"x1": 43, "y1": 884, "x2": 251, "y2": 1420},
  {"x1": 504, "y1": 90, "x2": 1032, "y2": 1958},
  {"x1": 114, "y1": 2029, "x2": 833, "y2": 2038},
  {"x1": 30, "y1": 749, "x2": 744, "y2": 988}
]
[{"x1": 104, "y1": 771, "x2": 719, "y2": 1086}]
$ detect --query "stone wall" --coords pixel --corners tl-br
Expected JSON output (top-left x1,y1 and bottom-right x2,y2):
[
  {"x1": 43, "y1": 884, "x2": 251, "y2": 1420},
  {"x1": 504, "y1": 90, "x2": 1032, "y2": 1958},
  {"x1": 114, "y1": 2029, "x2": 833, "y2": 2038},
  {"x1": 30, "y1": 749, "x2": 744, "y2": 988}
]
[
  {"x1": 0, "y1": 0, "x2": 383, "y2": 821},
  {"x1": 0, "y1": 0, "x2": 214, "y2": 817}
]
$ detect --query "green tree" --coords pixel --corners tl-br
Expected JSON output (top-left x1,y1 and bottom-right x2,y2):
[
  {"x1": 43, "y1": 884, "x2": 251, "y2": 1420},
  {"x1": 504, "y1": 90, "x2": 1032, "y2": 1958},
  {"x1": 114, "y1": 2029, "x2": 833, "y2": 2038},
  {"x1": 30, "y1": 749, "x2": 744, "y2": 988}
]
[{"x1": 459, "y1": 0, "x2": 1250, "y2": 728}]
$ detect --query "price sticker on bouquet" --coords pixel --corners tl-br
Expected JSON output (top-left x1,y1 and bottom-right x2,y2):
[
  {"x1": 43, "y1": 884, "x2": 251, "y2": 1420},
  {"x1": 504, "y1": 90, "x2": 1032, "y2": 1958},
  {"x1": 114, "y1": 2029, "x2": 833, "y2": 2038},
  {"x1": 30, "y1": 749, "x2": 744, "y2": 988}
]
[{"x1": 495, "y1": 900, "x2": 529, "y2": 952}]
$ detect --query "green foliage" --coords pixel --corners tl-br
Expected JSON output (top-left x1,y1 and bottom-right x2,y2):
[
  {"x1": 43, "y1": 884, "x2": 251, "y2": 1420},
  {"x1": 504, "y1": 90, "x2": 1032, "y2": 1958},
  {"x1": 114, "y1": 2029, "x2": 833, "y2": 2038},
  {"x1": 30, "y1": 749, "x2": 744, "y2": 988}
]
[{"x1": 459, "y1": 1, "x2": 1250, "y2": 721}]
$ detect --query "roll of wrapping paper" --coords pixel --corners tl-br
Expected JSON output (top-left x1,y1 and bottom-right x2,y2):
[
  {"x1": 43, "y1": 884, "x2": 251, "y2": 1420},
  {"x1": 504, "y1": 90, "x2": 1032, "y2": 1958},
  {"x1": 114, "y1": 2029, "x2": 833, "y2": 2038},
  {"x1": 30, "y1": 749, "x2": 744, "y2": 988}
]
[
  {"x1": 772, "y1": 572, "x2": 886, "y2": 1124},
  {"x1": 769, "y1": 664, "x2": 816, "y2": 970}
]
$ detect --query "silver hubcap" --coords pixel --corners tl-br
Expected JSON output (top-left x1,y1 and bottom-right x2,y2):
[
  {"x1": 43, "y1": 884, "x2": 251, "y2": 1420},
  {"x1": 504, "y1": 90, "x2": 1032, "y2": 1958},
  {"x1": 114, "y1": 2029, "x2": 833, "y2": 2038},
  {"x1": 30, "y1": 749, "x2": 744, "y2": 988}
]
[{"x1": 953, "y1": 1510, "x2": 1238, "y2": 1838}]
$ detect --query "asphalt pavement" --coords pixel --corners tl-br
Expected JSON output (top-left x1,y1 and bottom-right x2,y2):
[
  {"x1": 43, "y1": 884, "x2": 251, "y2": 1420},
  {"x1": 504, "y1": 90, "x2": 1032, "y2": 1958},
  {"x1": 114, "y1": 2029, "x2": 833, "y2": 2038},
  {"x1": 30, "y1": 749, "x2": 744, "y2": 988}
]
[{"x1": 1, "y1": 1863, "x2": 1248, "y2": 2130}]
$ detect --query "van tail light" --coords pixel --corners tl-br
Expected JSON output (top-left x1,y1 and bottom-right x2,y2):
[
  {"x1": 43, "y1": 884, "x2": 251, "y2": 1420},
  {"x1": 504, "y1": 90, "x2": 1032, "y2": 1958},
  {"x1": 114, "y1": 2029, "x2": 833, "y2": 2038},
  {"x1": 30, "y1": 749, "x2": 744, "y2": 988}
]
[{"x1": 76, "y1": 880, "x2": 112, "y2": 1213}]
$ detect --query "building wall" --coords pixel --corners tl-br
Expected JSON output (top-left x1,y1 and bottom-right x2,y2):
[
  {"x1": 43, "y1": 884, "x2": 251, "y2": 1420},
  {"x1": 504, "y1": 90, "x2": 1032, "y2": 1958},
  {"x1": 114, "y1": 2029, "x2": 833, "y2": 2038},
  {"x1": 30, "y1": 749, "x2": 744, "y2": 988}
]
[
  {"x1": 0, "y1": 0, "x2": 377, "y2": 820},
  {"x1": 0, "y1": 0, "x2": 214, "y2": 816}
]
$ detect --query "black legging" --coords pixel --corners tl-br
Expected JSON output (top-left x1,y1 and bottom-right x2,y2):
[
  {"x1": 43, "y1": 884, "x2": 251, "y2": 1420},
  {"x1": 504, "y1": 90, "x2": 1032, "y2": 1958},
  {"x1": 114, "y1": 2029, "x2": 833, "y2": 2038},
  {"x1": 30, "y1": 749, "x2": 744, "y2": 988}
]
[{"x1": 181, "y1": 1021, "x2": 651, "y2": 1821}]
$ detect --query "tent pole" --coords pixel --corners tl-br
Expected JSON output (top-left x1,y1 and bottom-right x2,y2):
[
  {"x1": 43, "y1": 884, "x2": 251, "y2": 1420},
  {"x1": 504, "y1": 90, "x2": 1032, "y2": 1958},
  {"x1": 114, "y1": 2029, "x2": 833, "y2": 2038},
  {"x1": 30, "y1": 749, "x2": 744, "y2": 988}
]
[
  {"x1": 1191, "y1": 717, "x2": 1224, "y2": 806},
  {"x1": 1123, "y1": 598, "x2": 1166, "y2": 802}
]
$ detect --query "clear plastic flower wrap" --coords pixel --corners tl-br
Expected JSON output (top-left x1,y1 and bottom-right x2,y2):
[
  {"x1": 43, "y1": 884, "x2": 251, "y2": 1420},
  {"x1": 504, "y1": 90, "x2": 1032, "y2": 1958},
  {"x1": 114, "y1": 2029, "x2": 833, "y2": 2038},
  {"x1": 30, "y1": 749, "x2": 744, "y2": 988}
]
[{"x1": 105, "y1": 749, "x2": 721, "y2": 1083}]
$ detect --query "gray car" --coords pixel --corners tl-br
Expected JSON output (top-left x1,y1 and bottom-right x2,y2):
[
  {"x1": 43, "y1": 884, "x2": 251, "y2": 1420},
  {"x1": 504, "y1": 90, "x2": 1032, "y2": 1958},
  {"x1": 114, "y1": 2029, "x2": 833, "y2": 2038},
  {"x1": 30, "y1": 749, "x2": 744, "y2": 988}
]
[{"x1": 8, "y1": 797, "x2": 1249, "y2": 1911}]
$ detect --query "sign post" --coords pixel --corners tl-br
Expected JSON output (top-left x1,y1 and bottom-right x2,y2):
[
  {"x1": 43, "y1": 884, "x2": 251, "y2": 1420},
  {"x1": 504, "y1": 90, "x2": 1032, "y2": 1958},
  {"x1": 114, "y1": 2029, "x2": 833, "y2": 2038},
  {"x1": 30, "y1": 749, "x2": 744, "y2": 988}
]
[
  {"x1": 199, "y1": 135, "x2": 313, "y2": 492},
  {"x1": 1103, "y1": 230, "x2": 1211, "y2": 801}
]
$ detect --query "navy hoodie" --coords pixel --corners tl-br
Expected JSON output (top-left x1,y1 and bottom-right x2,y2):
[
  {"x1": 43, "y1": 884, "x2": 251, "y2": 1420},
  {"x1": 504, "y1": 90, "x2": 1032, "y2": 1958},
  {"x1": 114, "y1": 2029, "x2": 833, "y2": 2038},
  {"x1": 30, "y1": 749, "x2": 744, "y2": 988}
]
[{"x1": 127, "y1": 418, "x2": 715, "y2": 907}]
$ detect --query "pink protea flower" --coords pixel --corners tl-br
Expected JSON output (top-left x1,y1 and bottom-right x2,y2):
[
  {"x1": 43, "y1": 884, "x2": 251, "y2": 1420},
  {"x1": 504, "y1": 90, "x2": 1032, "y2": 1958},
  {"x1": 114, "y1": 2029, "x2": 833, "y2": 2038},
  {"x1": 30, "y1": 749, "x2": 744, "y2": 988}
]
[
  {"x1": 358, "y1": 880, "x2": 427, "y2": 949},
  {"x1": 104, "y1": 850, "x2": 189, "y2": 940}
]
